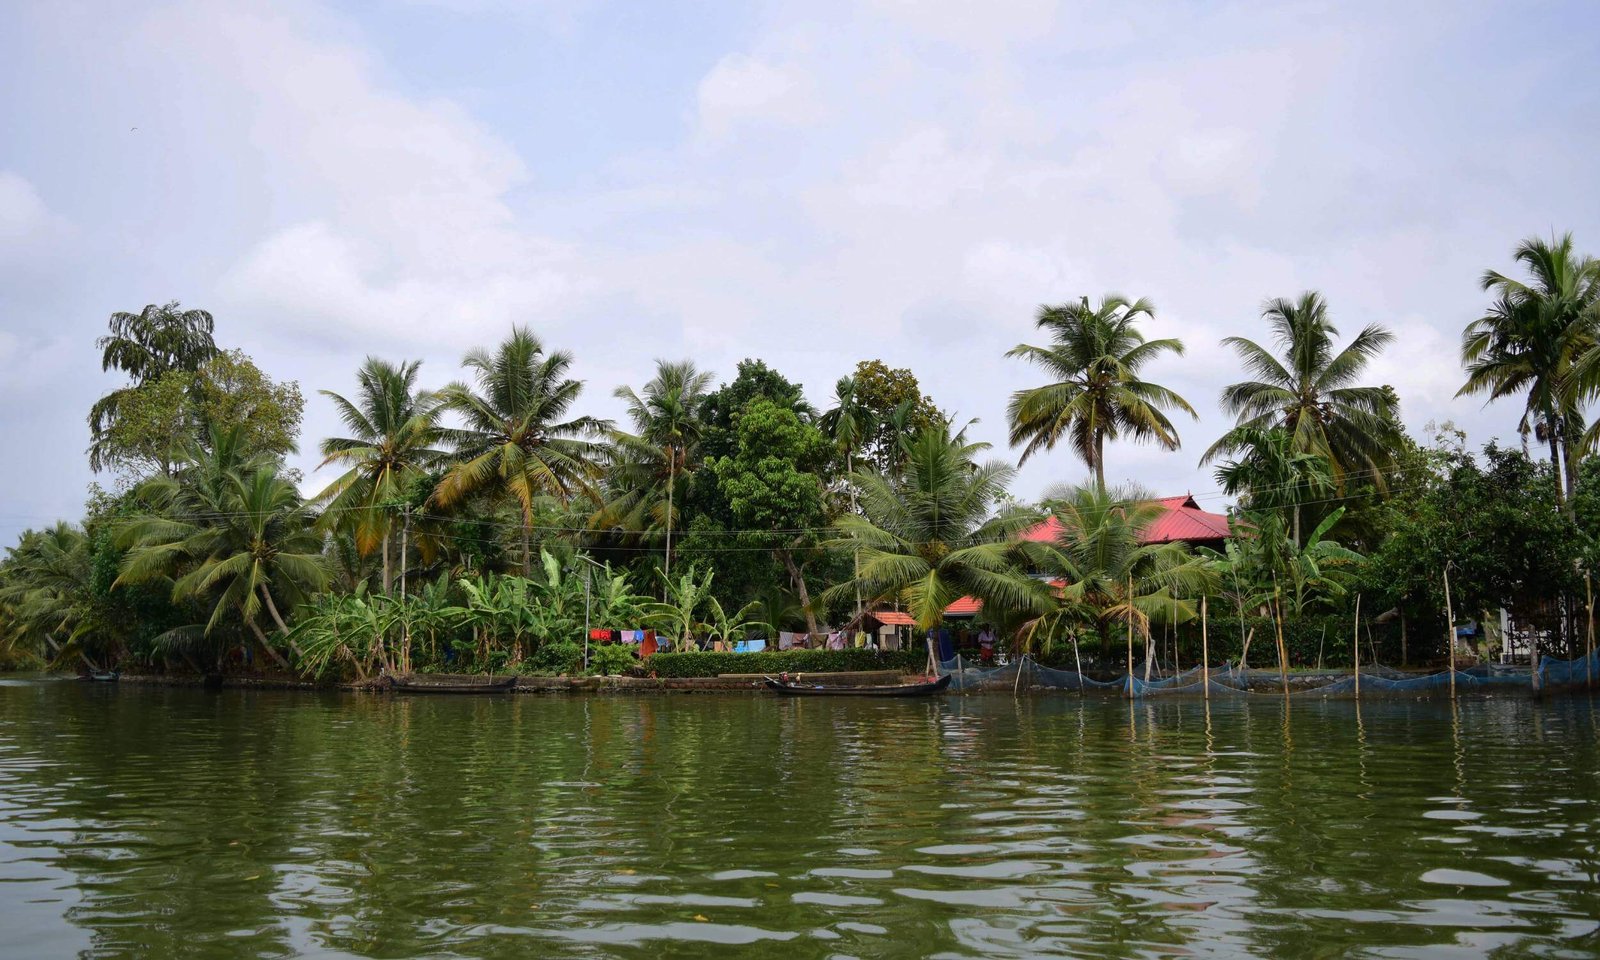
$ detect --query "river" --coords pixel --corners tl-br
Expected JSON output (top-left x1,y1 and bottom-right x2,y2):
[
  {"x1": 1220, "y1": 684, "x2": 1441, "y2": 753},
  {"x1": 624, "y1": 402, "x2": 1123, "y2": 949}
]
[{"x1": 1, "y1": 676, "x2": 1597, "y2": 958}]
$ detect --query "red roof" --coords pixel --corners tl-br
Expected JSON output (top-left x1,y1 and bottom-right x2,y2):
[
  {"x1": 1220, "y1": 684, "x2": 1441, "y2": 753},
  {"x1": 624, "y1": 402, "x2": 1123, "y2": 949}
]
[
  {"x1": 871, "y1": 611, "x2": 916, "y2": 626},
  {"x1": 886, "y1": 497, "x2": 1229, "y2": 624},
  {"x1": 944, "y1": 596, "x2": 983, "y2": 615},
  {"x1": 1022, "y1": 493, "x2": 1230, "y2": 546}
]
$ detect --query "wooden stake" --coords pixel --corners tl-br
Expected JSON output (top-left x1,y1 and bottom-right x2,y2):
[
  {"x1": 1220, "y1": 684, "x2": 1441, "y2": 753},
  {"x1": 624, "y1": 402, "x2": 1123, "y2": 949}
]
[
  {"x1": 1443, "y1": 567, "x2": 1457, "y2": 700},
  {"x1": 1201, "y1": 596, "x2": 1210, "y2": 700},
  {"x1": 1126, "y1": 573, "x2": 1135, "y2": 699},
  {"x1": 1353, "y1": 593, "x2": 1361, "y2": 699},
  {"x1": 1272, "y1": 580, "x2": 1289, "y2": 696},
  {"x1": 1072, "y1": 632, "x2": 1084, "y2": 695}
]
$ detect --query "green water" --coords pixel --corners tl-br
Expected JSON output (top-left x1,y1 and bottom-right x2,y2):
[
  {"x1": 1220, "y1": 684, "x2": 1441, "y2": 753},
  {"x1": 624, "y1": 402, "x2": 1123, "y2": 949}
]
[{"x1": 1, "y1": 678, "x2": 1598, "y2": 958}]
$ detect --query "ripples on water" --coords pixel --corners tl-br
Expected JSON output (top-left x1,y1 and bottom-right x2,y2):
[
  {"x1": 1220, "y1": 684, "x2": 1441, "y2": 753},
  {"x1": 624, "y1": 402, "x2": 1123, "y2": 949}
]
[{"x1": 1, "y1": 678, "x2": 1598, "y2": 958}]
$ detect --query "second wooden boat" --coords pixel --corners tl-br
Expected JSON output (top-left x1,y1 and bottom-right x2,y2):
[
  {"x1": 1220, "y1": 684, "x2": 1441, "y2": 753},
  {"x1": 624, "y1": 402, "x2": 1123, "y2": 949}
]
[
  {"x1": 390, "y1": 674, "x2": 517, "y2": 694},
  {"x1": 763, "y1": 675, "x2": 951, "y2": 697}
]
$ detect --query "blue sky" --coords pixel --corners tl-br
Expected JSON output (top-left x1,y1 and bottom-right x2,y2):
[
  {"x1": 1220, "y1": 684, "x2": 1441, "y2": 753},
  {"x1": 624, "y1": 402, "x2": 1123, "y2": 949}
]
[{"x1": 2, "y1": 0, "x2": 1598, "y2": 544}]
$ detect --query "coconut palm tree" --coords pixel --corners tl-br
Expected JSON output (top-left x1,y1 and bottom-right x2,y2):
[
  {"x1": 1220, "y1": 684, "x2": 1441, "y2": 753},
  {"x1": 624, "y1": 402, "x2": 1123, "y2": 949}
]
[
  {"x1": 89, "y1": 301, "x2": 219, "y2": 472},
  {"x1": 601, "y1": 360, "x2": 713, "y2": 579},
  {"x1": 314, "y1": 358, "x2": 444, "y2": 595},
  {"x1": 819, "y1": 374, "x2": 875, "y2": 616},
  {"x1": 0, "y1": 523, "x2": 98, "y2": 667},
  {"x1": 435, "y1": 327, "x2": 608, "y2": 574},
  {"x1": 1020, "y1": 484, "x2": 1212, "y2": 667},
  {"x1": 117, "y1": 428, "x2": 328, "y2": 668},
  {"x1": 1006, "y1": 295, "x2": 1195, "y2": 488},
  {"x1": 1464, "y1": 233, "x2": 1600, "y2": 504},
  {"x1": 1213, "y1": 426, "x2": 1335, "y2": 547},
  {"x1": 1207, "y1": 292, "x2": 1401, "y2": 488},
  {"x1": 823, "y1": 424, "x2": 1051, "y2": 630}
]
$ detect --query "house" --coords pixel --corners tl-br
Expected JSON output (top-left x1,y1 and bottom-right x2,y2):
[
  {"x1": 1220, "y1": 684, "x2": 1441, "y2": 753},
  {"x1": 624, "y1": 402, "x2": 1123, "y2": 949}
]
[
  {"x1": 923, "y1": 494, "x2": 1233, "y2": 623},
  {"x1": 1019, "y1": 493, "x2": 1232, "y2": 553}
]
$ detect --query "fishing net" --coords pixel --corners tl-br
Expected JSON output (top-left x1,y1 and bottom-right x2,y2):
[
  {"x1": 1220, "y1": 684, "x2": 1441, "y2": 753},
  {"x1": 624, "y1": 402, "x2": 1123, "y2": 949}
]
[{"x1": 936, "y1": 648, "x2": 1600, "y2": 699}]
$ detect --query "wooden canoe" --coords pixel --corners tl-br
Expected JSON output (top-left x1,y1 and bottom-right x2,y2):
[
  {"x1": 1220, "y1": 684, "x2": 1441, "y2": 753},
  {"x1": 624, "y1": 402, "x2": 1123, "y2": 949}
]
[
  {"x1": 81, "y1": 670, "x2": 120, "y2": 683},
  {"x1": 390, "y1": 674, "x2": 517, "y2": 694},
  {"x1": 763, "y1": 675, "x2": 951, "y2": 697}
]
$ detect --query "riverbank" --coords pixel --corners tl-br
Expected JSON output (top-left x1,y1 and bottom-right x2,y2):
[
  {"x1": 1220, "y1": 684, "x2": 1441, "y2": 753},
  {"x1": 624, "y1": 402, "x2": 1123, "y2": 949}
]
[{"x1": 102, "y1": 672, "x2": 867, "y2": 694}]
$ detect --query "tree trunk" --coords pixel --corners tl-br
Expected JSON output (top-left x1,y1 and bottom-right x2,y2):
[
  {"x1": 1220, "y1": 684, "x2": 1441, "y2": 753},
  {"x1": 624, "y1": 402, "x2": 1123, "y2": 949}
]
[
  {"x1": 848, "y1": 450, "x2": 861, "y2": 620},
  {"x1": 1094, "y1": 432, "x2": 1106, "y2": 490},
  {"x1": 521, "y1": 517, "x2": 532, "y2": 577},
  {"x1": 258, "y1": 584, "x2": 306, "y2": 659},
  {"x1": 778, "y1": 547, "x2": 820, "y2": 637},
  {"x1": 1549, "y1": 433, "x2": 1566, "y2": 506},
  {"x1": 665, "y1": 446, "x2": 675, "y2": 586},
  {"x1": 1562, "y1": 429, "x2": 1580, "y2": 511},
  {"x1": 381, "y1": 526, "x2": 392, "y2": 596},
  {"x1": 247, "y1": 618, "x2": 292, "y2": 670}
]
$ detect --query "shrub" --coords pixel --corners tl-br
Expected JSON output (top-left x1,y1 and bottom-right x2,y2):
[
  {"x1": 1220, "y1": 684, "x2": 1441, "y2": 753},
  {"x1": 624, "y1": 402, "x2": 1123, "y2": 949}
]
[
  {"x1": 527, "y1": 640, "x2": 583, "y2": 675},
  {"x1": 589, "y1": 643, "x2": 637, "y2": 676},
  {"x1": 643, "y1": 649, "x2": 924, "y2": 678}
]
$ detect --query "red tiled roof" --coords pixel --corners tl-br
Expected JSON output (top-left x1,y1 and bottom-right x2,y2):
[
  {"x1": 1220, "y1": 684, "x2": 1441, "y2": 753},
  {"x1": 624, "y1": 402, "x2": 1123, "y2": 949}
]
[
  {"x1": 1022, "y1": 493, "x2": 1230, "y2": 546},
  {"x1": 871, "y1": 611, "x2": 916, "y2": 626},
  {"x1": 884, "y1": 498, "x2": 1229, "y2": 625}
]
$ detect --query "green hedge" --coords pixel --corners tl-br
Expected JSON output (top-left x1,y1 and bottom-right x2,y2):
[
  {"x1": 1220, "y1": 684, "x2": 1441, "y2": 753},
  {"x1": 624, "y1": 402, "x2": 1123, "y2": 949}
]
[{"x1": 643, "y1": 649, "x2": 924, "y2": 678}]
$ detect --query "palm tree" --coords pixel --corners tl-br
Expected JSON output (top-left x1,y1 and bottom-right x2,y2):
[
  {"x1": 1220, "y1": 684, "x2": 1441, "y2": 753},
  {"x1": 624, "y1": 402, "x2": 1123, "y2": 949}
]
[
  {"x1": 1213, "y1": 426, "x2": 1335, "y2": 547},
  {"x1": 819, "y1": 374, "x2": 874, "y2": 617},
  {"x1": 1207, "y1": 292, "x2": 1401, "y2": 489},
  {"x1": 1006, "y1": 295, "x2": 1195, "y2": 488},
  {"x1": 1464, "y1": 233, "x2": 1600, "y2": 504},
  {"x1": 0, "y1": 523, "x2": 98, "y2": 668},
  {"x1": 1020, "y1": 485, "x2": 1212, "y2": 668},
  {"x1": 117, "y1": 429, "x2": 328, "y2": 668},
  {"x1": 823, "y1": 425, "x2": 1051, "y2": 631},
  {"x1": 603, "y1": 360, "x2": 713, "y2": 579},
  {"x1": 435, "y1": 327, "x2": 608, "y2": 574},
  {"x1": 89, "y1": 301, "x2": 219, "y2": 472},
  {"x1": 314, "y1": 358, "x2": 444, "y2": 595}
]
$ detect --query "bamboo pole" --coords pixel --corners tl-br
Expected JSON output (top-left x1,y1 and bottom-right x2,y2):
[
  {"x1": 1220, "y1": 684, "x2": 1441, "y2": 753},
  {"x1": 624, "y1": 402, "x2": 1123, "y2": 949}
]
[
  {"x1": 1352, "y1": 593, "x2": 1361, "y2": 699},
  {"x1": 1126, "y1": 573, "x2": 1135, "y2": 699},
  {"x1": 1443, "y1": 567, "x2": 1457, "y2": 701},
  {"x1": 1272, "y1": 581, "x2": 1289, "y2": 697},
  {"x1": 1201, "y1": 596, "x2": 1210, "y2": 701},
  {"x1": 1072, "y1": 632, "x2": 1084, "y2": 695}
]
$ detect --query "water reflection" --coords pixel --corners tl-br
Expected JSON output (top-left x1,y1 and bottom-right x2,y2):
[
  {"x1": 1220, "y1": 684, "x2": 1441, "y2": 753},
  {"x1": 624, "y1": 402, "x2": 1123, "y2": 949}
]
[{"x1": 0, "y1": 679, "x2": 1598, "y2": 957}]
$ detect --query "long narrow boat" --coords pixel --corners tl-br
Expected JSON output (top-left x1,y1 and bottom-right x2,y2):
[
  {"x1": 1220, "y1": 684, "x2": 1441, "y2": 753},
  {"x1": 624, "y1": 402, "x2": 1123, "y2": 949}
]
[
  {"x1": 763, "y1": 675, "x2": 951, "y2": 698},
  {"x1": 81, "y1": 670, "x2": 120, "y2": 683},
  {"x1": 390, "y1": 674, "x2": 518, "y2": 694}
]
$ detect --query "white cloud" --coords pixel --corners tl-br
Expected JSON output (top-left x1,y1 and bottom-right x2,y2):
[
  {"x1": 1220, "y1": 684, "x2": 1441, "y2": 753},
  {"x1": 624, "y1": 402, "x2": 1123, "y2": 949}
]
[
  {"x1": 695, "y1": 53, "x2": 817, "y2": 139},
  {"x1": 125, "y1": 2, "x2": 593, "y2": 348},
  {"x1": 0, "y1": 171, "x2": 72, "y2": 264}
]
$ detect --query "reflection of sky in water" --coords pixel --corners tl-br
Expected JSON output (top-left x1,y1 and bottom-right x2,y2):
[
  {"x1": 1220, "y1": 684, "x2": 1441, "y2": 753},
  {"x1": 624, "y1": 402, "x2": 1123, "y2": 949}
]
[{"x1": 0, "y1": 680, "x2": 1597, "y2": 957}]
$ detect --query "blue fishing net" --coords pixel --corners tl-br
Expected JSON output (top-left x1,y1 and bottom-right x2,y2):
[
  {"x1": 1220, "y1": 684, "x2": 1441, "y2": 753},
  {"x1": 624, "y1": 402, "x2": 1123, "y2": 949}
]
[{"x1": 937, "y1": 649, "x2": 1600, "y2": 698}]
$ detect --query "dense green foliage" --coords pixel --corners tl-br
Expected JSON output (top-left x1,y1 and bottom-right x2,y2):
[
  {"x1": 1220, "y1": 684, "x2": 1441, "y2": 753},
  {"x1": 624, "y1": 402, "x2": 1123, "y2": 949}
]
[{"x1": 6, "y1": 235, "x2": 1600, "y2": 681}]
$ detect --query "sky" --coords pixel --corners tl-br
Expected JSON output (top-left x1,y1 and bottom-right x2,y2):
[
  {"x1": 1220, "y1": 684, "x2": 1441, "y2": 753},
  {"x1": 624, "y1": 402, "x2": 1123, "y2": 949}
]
[{"x1": 2, "y1": 0, "x2": 1598, "y2": 545}]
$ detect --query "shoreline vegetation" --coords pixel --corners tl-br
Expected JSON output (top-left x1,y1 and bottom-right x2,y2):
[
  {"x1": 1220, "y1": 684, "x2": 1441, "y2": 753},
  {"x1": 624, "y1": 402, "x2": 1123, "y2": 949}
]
[{"x1": 6, "y1": 233, "x2": 1600, "y2": 696}]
